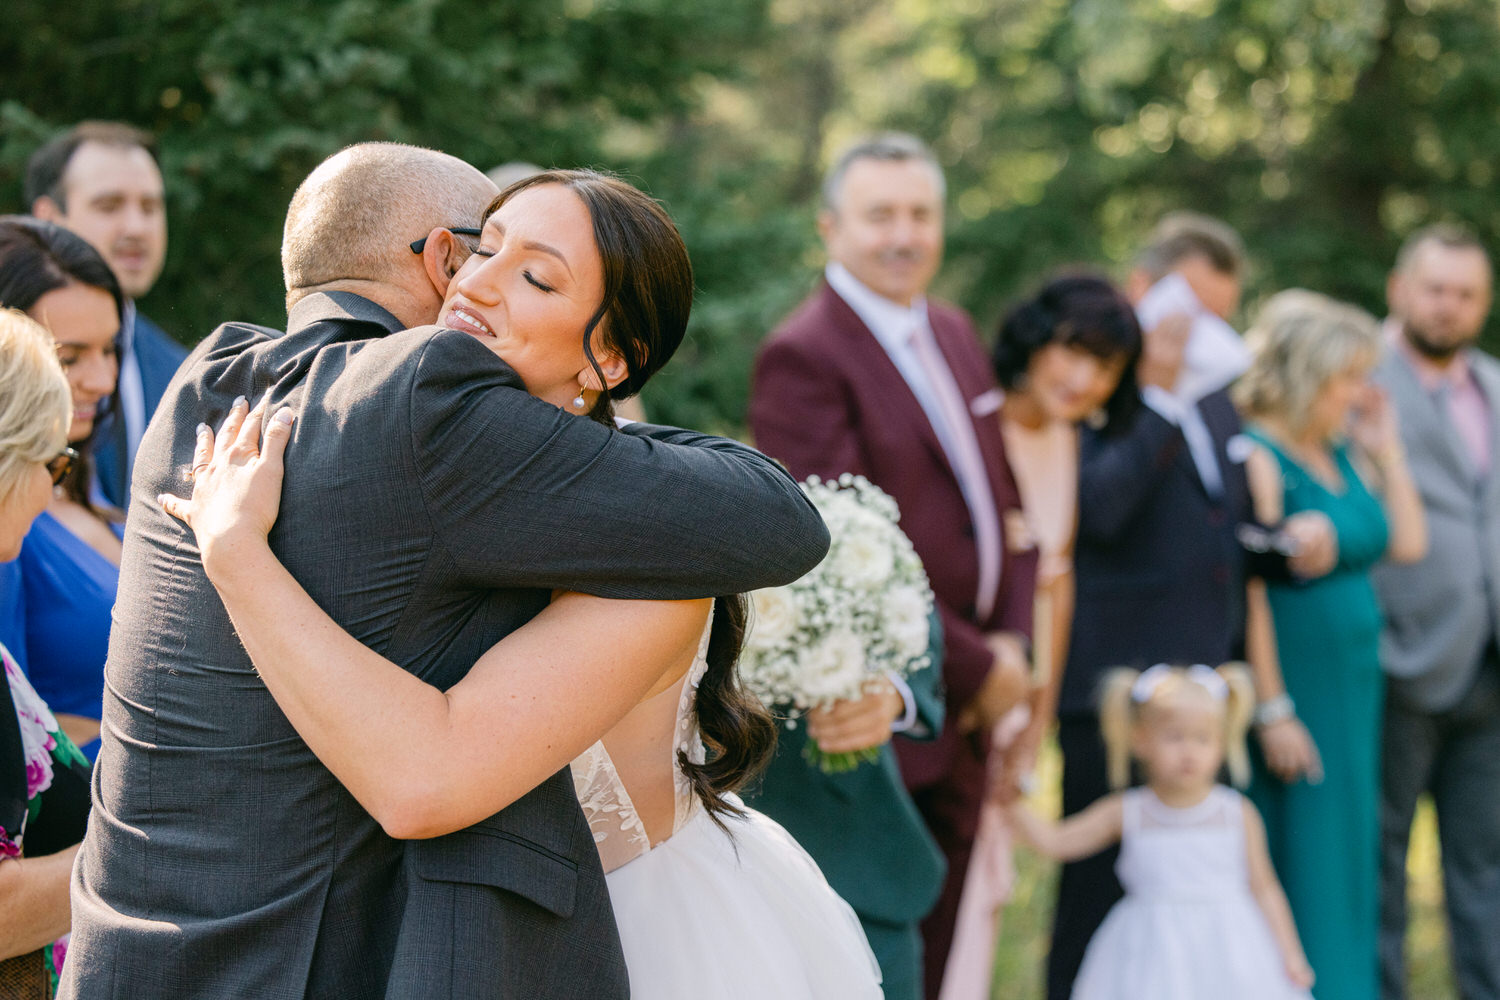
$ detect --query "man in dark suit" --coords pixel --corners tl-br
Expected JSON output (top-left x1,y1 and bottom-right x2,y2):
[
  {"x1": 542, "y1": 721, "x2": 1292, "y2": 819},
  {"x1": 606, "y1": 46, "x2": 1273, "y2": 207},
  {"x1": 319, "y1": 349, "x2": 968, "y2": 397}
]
[
  {"x1": 28, "y1": 121, "x2": 189, "y2": 507},
  {"x1": 60, "y1": 143, "x2": 830, "y2": 1000},
  {"x1": 750, "y1": 132, "x2": 1036, "y2": 1000},
  {"x1": 1047, "y1": 214, "x2": 1327, "y2": 999}
]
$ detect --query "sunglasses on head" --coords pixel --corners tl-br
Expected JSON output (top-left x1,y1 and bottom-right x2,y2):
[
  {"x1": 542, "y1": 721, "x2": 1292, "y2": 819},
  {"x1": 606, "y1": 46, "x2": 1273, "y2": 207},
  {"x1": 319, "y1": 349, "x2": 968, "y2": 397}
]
[
  {"x1": 409, "y1": 227, "x2": 483, "y2": 255},
  {"x1": 46, "y1": 447, "x2": 79, "y2": 487}
]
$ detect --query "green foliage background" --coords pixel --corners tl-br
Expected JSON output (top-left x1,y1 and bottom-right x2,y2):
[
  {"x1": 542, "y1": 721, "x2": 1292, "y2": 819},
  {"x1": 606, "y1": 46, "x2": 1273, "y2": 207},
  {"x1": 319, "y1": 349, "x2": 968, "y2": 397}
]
[
  {"x1": 0, "y1": 3, "x2": 1480, "y2": 994},
  {"x1": 4, "y1": 0, "x2": 1499, "y2": 437}
]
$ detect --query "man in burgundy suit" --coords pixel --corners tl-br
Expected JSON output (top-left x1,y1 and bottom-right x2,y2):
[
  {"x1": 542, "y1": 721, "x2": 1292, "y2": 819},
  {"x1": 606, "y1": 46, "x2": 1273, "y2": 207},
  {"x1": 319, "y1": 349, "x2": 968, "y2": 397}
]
[{"x1": 749, "y1": 132, "x2": 1037, "y2": 1000}]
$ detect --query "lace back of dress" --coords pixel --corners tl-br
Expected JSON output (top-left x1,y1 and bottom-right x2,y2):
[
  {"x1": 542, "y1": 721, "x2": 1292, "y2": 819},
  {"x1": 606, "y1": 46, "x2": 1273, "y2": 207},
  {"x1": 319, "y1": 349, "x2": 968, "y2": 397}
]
[
  {"x1": 570, "y1": 605, "x2": 716, "y2": 873},
  {"x1": 671, "y1": 608, "x2": 716, "y2": 832}
]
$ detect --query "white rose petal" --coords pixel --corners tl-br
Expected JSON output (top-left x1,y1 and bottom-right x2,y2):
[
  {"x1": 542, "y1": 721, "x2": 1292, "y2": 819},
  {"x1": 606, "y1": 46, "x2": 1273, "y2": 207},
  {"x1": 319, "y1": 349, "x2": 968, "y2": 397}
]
[
  {"x1": 834, "y1": 530, "x2": 895, "y2": 587},
  {"x1": 883, "y1": 586, "x2": 931, "y2": 662},
  {"x1": 746, "y1": 587, "x2": 800, "y2": 651}
]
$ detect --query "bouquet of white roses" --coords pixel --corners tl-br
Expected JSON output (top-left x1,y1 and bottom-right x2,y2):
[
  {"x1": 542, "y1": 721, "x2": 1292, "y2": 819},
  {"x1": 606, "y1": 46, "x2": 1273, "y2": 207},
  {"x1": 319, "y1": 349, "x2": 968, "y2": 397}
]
[{"x1": 740, "y1": 474, "x2": 936, "y2": 772}]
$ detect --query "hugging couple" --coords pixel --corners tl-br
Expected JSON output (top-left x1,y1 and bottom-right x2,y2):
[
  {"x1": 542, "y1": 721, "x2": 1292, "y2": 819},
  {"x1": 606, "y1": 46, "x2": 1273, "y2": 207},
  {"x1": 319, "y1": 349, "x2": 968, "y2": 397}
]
[{"x1": 58, "y1": 144, "x2": 883, "y2": 999}]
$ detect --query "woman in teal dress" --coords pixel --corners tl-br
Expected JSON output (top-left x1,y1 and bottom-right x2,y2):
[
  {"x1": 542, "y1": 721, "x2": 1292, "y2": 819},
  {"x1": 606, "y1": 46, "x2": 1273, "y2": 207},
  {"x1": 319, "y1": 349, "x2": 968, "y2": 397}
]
[{"x1": 1235, "y1": 291, "x2": 1427, "y2": 1000}]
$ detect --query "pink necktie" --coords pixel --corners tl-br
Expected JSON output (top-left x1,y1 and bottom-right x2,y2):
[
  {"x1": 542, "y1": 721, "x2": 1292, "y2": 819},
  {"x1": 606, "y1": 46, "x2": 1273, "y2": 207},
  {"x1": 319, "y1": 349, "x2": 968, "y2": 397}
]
[{"x1": 908, "y1": 325, "x2": 1002, "y2": 620}]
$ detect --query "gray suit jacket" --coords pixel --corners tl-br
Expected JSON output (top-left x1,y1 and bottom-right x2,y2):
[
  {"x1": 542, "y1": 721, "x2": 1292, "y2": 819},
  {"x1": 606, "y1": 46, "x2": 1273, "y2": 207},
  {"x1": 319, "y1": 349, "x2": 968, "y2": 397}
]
[
  {"x1": 61, "y1": 292, "x2": 829, "y2": 1000},
  {"x1": 1371, "y1": 344, "x2": 1500, "y2": 712}
]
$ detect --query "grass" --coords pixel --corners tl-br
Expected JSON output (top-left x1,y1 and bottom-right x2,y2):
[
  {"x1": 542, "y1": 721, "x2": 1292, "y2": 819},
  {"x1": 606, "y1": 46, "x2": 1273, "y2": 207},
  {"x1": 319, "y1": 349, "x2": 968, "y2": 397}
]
[{"x1": 989, "y1": 743, "x2": 1457, "y2": 999}]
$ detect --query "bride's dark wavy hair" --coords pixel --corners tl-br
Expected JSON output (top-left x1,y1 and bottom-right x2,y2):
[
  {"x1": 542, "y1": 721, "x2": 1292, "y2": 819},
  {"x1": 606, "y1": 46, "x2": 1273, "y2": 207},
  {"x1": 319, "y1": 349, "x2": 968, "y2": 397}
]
[
  {"x1": 684, "y1": 595, "x2": 778, "y2": 826},
  {"x1": 483, "y1": 169, "x2": 777, "y2": 820}
]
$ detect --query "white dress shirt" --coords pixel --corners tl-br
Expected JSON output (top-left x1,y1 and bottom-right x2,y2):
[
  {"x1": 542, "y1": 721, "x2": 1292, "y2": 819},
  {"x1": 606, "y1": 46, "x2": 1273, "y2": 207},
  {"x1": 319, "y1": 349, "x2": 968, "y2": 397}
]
[
  {"x1": 117, "y1": 299, "x2": 148, "y2": 465},
  {"x1": 1140, "y1": 384, "x2": 1225, "y2": 497}
]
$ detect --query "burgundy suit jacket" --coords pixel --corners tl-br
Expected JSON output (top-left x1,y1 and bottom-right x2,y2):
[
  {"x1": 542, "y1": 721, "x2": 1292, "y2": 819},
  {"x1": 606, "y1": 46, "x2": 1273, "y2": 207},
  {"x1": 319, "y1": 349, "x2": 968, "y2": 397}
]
[{"x1": 749, "y1": 280, "x2": 1038, "y2": 788}]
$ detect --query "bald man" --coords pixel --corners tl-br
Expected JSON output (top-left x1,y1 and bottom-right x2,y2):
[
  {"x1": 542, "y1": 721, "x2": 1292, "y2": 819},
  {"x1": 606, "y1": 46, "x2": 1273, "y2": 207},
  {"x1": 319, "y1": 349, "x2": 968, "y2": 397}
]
[{"x1": 60, "y1": 144, "x2": 828, "y2": 1000}]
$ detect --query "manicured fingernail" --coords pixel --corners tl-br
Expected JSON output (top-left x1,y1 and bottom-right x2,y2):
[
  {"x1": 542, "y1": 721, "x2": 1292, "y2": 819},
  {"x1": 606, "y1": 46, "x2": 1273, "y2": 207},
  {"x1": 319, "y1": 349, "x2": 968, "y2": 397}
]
[
  {"x1": 197, "y1": 423, "x2": 211, "y2": 435},
  {"x1": 233, "y1": 395, "x2": 248, "y2": 409},
  {"x1": 272, "y1": 408, "x2": 294, "y2": 426}
]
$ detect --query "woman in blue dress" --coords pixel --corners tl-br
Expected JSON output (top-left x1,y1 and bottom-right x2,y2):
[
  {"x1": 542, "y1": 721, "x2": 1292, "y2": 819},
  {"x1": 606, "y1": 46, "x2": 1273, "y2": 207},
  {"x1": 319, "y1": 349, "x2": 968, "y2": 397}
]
[
  {"x1": 1234, "y1": 290, "x2": 1427, "y2": 1000},
  {"x1": 0, "y1": 218, "x2": 125, "y2": 761}
]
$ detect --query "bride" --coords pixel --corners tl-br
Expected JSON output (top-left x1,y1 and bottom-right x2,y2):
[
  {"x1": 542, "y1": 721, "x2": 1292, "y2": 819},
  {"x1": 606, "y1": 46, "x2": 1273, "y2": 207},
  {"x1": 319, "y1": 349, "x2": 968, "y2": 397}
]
[{"x1": 161, "y1": 169, "x2": 883, "y2": 999}]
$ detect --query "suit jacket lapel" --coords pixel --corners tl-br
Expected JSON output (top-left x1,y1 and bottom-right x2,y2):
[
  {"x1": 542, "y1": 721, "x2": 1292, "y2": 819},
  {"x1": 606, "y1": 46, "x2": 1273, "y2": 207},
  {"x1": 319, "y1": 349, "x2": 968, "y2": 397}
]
[
  {"x1": 1468, "y1": 351, "x2": 1500, "y2": 502},
  {"x1": 930, "y1": 312, "x2": 1019, "y2": 512},
  {"x1": 820, "y1": 283, "x2": 956, "y2": 479},
  {"x1": 1386, "y1": 351, "x2": 1473, "y2": 486}
]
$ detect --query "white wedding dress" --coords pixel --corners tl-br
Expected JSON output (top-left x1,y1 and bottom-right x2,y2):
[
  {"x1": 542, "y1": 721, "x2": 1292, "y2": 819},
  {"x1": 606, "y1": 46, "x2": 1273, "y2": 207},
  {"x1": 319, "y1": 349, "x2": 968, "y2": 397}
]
[{"x1": 570, "y1": 616, "x2": 884, "y2": 999}]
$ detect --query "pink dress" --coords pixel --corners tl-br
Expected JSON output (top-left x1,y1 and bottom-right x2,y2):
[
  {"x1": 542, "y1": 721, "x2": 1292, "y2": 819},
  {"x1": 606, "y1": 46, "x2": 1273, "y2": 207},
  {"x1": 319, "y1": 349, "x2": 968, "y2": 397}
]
[{"x1": 940, "y1": 416, "x2": 1077, "y2": 1000}]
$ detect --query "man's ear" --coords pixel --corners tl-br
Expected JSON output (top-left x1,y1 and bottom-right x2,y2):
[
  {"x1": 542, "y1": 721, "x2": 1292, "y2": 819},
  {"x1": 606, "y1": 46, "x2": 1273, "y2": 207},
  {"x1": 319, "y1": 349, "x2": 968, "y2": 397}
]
[
  {"x1": 31, "y1": 195, "x2": 64, "y2": 223},
  {"x1": 816, "y1": 208, "x2": 836, "y2": 248},
  {"x1": 418, "y1": 227, "x2": 467, "y2": 298},
  {"x1": 1386, "y1": 269, "x2": 1403, "y2": 318}
]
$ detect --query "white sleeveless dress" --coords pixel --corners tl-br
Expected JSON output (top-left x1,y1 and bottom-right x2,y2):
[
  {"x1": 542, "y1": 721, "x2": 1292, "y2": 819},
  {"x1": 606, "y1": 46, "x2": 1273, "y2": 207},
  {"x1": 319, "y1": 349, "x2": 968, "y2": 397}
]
[
  {"x1": 569, "y1": 619, "x2": 884, "y2": 999},
  {"x1": 1073, "y1": 786, "x2": 1314, "y2": 1000}
]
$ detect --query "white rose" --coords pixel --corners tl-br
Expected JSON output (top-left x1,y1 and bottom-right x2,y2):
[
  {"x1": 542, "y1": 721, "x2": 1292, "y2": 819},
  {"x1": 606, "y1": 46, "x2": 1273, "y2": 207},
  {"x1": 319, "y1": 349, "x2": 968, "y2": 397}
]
[
  {"x1": 746, "y1": 587, "x2": 800, "y2": 651},
  {"x1": 883, "y1": 586, "x2": 931, "y2": 662},
  {"x1": 833, "y1": 529, "x2": 895, "y2": 587},
  {"x1": 800, "y1": 629, "x2": 869, "y2": 705}
]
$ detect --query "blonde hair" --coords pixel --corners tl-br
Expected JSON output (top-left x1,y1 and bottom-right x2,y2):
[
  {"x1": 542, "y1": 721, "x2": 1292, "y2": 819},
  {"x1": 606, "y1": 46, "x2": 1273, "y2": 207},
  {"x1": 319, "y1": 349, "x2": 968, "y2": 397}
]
[
  {"x1": 281, "y1": 142, "x2": 498, "y2": 307},
  {"x1": 0, "y1": 308, "x2": 71, "y2": 503},
  {"x1": 1233, "y1": 289, "x2": 1382, "y2": 435},
  {"x1": 1099, "y1": 663, "x2": 1256, "y2": 790}
]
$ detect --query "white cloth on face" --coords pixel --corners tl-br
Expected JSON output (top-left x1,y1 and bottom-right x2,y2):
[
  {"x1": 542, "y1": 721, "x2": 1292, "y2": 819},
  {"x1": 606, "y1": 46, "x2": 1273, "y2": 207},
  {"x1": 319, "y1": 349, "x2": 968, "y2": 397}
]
[
  {"x1": 1135, "y1": 274, "x2": 1247, "y2": 498},
  {"x1": 825, "y1": 261, "x2": 1003, "y2": 618},
  {"x1": 1136, "y1": 272, "x2": 1251, "y2": 403}
]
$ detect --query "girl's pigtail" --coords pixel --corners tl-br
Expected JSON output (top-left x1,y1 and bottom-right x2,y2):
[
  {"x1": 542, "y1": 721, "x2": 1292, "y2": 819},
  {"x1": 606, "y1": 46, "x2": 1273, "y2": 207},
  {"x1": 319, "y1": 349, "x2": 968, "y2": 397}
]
[
  {"x1": 1218, "y1": 662, "x2": 1256, "y2": 788},
  {"x1": 1098, "y1": 667, "x2": 1139, "y2": 790}
]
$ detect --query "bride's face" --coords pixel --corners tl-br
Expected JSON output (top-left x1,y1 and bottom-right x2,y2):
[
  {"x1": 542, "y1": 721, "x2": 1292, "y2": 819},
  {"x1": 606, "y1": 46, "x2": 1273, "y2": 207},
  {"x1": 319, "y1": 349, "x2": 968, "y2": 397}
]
[{"x1": 440, "y1": 183, "x2": 615, "y2": 409}]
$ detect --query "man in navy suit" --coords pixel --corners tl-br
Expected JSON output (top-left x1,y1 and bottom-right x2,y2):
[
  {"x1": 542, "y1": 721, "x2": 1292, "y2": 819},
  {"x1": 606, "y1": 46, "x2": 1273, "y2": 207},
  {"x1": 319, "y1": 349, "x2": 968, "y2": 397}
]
[
  {"x1": 1046, "y1": 214, "x2": 1330, "y2": 999},
  {"x1": 27, "y1": 121, "x2": 188, "y2": 508}
]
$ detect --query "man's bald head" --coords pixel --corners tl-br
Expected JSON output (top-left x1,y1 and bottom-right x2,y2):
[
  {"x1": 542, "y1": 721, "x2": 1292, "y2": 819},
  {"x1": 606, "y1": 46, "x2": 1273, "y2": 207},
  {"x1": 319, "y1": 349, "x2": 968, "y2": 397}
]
[{"x1": 281, "y1": 143, "x2": 497, "y2": 312}]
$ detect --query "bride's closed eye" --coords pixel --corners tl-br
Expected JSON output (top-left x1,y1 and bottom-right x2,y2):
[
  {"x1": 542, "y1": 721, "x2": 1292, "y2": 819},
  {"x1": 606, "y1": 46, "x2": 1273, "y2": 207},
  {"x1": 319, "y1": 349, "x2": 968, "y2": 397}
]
[{"x1": 523, "y1": 271, "x2": 556, "y2": 293}]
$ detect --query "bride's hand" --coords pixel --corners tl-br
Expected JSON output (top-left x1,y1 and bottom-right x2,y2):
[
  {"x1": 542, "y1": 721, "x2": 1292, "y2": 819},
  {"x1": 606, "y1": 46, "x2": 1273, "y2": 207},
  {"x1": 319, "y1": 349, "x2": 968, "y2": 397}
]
[{"x1": 158, "y1": 394, "x2": 295, "y2": 580}]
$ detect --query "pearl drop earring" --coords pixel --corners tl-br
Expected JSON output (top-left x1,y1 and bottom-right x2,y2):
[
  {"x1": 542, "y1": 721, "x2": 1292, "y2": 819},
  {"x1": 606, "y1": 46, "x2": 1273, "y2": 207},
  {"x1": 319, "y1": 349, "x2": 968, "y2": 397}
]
[{"x1": 572, "y1": 393, "x2": 587, "y2": 410}]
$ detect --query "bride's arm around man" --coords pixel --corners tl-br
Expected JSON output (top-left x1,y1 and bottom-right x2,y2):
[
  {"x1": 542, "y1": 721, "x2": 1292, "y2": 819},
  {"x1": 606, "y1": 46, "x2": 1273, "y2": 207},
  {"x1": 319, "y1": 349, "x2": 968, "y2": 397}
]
[{"x1": 60, "y1": 146, "x2": 827, "y2": 1000}]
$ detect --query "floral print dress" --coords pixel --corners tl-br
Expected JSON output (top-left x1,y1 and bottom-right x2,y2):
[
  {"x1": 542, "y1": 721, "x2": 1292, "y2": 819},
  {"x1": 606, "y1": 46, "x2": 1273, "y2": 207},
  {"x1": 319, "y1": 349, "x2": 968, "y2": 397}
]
[{"x1": 2, "y1": 641, "x2": 91, "y2": 990}]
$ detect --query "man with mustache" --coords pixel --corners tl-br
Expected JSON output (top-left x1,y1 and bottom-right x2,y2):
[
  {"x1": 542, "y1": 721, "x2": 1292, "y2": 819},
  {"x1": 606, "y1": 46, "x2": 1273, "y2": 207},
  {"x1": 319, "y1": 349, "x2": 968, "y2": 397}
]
[
  {"x1": 28, "y1": 121, "x2": 187, "y2": 508},
  {"x1": 1373, "y1": 224, "x2": 1500, "y2": 1000},
  {"x1": 749, "y1": 132, "x2": 1036, "y2": 1000}
]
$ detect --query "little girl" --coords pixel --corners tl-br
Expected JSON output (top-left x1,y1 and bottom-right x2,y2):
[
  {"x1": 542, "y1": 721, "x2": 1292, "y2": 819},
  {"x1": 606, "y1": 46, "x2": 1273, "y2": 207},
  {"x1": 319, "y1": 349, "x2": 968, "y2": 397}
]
[{"x1": 1008, "y1": 663, "x2": 1315, "y2": 1000}]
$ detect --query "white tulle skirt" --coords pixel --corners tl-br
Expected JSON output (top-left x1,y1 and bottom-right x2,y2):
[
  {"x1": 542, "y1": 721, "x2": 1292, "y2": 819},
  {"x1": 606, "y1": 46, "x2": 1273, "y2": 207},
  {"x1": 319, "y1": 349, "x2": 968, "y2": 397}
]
[
  {"x1": 605, "y1": 798, "x2": 884, "y2": 999},
  {"x1": 1072, "y1": 893, "x2": 1313, "y2": 1000}
]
